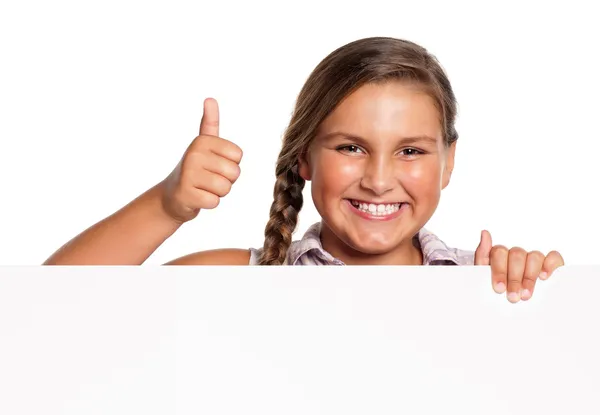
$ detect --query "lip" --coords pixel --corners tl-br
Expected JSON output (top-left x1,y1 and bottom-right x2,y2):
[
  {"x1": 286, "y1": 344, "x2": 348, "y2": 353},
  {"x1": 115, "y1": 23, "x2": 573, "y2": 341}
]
[
  {"x1": 344, "y1": 199, "x2": 406, "y2": 221},
  {"x1": 347, "y1": 198, "x2": 404, "y2": 205}
]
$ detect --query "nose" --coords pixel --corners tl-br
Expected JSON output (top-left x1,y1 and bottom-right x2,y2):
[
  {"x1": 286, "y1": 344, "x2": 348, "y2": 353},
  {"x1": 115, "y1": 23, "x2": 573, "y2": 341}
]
[{"x1": 360, "y1": 155, "x2": 395, "y2": 196}]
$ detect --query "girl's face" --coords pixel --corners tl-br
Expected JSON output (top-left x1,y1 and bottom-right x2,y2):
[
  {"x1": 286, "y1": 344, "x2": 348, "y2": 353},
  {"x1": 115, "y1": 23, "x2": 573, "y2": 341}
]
[{"x1": 298, "y1": 81, "x2": 456, "y2": 264}]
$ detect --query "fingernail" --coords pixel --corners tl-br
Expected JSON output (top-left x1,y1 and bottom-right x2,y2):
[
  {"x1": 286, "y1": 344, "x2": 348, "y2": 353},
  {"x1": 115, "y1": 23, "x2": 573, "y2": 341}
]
[
  {"x1": 521, "y1": 289, "x2": 531, "y2": 300},
  {"x1": 507, "y1": 292, "x2": 521, "y2": 303},
  {"x1": 494, "y1": 282, "x2": 506, "y2": 294},
  {"x1": 539, "y1": 272, "x2": 548, "y2": 280}
]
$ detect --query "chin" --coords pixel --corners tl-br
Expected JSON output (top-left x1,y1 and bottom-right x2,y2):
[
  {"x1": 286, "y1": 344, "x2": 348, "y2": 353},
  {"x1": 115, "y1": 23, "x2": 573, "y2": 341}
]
[{"x1": 345, "y1": 234, "x2": 401, "y2": 256}]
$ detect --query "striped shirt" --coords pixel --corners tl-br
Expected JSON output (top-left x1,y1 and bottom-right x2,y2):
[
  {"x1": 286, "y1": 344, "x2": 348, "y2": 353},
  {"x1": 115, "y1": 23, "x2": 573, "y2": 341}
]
[{"x1": 249, "y1": 222, "x2": 474, "y2": 265}]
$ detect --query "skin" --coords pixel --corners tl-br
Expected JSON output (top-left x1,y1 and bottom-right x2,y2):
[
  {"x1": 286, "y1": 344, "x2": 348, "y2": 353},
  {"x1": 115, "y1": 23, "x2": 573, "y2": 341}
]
[
  {"x1": 45, "y1": 94, "x2": 564, "y2": 303},
  {"x1": 299, "y1": 81, "x2": 452, "y2": 266},
  {"x1": 298, "y1": 81, "x2": 564, "y2": 302}
]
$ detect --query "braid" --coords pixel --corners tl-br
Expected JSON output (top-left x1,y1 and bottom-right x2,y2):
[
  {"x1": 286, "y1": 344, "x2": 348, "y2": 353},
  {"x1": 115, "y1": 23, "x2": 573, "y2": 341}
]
[{"x1": 257, "y1": 165, "x2": 305, "y2": 265}]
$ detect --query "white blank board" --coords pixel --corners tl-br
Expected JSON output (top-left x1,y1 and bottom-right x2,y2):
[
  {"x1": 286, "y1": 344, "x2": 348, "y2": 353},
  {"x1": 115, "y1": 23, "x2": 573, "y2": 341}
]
[{"x1": 0, "y1": 266, "x2": 598, "y2": 414}]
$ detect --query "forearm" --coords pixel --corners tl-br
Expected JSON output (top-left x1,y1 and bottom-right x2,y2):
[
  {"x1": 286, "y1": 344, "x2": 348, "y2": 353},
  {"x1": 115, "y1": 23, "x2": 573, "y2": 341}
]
[{"x1": 43, "y1": 181, "x2": 183, "y2": 265}]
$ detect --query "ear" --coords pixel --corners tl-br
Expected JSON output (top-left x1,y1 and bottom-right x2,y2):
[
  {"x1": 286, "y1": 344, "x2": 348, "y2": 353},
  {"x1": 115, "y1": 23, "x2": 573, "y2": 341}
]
[
  {"x1": 441, "y1": 141, "x2": 456, "y2": 189},
  {"x1": 297, "y1": 152, "x2": 312, "y2": 181}
]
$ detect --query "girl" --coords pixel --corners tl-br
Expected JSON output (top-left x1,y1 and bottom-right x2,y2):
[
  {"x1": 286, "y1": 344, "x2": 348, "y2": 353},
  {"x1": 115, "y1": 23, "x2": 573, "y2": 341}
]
[{"x1": 44, "y1": 37, "x2": 564, "y2": 303}]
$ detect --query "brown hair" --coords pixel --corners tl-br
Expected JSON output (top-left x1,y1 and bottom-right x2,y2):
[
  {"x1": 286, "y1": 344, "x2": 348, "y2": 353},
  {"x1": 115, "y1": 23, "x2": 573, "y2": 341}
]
[{"x1": 257, "y1": 36, "x2": 459, "y2": 265}]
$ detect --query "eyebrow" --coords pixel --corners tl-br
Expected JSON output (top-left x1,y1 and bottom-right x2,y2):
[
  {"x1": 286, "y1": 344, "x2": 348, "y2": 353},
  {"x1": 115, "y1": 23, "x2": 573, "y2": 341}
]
[{"x1": 318, "y1": 131, "x2": 439, "y2": 146}]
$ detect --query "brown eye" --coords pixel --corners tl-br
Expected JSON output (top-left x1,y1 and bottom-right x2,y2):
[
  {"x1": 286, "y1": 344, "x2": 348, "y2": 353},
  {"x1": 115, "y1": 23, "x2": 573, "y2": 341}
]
[
  {"x1": 400, "y1": 148, "x2": 423, "y2": 156},
  {"x1": 337, "y1": 145, "x2": 364, "y2": 154}
]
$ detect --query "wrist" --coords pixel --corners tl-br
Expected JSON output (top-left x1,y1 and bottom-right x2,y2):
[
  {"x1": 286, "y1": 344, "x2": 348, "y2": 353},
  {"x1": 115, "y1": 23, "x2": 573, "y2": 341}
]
[{"x1": 153, "y1": 180, "x2": 187, "y2": 229}]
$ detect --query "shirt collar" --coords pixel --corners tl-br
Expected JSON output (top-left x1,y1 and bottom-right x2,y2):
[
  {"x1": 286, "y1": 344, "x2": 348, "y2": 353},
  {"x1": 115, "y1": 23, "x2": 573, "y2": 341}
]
[{"x1": 287, "y1": 222, "x2": 460, "y2": 265}]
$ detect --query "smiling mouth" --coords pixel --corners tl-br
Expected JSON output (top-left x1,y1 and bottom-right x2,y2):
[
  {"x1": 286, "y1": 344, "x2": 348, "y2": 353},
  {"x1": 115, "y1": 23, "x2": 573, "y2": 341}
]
[{"x1": 347, "y1": 199, "x2": 405, "y2": 217}]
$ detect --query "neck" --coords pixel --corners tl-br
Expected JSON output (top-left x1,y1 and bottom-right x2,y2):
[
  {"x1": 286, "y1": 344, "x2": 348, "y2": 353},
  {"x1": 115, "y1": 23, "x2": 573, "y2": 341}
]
[{"x1": 319, "y1": 224, "x2": 424, "y2": 266}]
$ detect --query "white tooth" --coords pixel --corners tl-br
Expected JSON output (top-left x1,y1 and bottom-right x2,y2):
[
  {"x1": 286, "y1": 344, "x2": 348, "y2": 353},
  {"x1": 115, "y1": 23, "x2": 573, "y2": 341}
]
[
  {"x1": 377, "y1": 204, "x2": 385, "y2": 213},
  {"x1": 360, "y1": 203, "x2": 367, "y2": 210},
  {"x1": 368, "y1": 204, "x2": 376, "y2": 213},
  {"x1": 386, "y1": 204, "x2": 392, "y2": 211}
]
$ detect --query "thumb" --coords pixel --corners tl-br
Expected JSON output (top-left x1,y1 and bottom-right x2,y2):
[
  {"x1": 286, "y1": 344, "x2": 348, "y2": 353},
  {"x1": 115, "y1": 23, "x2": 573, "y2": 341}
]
[
  {"x1": 474, "y1": 230, "x2": 492, "y2": 265},
  {"x1": 199, "y1": 97, "x2": 219, "y2": 137}
]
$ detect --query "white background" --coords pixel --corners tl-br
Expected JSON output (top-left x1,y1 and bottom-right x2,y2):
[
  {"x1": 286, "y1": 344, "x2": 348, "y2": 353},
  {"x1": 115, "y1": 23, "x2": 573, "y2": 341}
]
[
  {"x1": 1, "y1": 266, "x2": 599, "y2": 414},
  {"x1": 1, "y1": 3, "x2": 599, "y2": 413},
  {"x1": 0, "y1": 0, "x2": 598, "y2": 265}
]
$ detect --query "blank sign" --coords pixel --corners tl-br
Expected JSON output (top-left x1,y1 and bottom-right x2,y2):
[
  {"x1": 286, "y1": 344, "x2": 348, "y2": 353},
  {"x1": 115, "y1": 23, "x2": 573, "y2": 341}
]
[{"x1": 0, "y1": 266, "x2": 597, "y2": 414}]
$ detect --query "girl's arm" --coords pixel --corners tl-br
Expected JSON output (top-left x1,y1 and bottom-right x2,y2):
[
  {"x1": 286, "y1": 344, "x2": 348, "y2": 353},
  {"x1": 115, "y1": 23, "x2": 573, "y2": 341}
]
[
  {"x1": 44, "y1": 98, "x2": 245, "y2": 266},
  {"x1": 44, "y1": 181, "x2": 182, "y2": 265},
  {"x1": 44, "y1": 180, "x2": 252, "y2": 265}
]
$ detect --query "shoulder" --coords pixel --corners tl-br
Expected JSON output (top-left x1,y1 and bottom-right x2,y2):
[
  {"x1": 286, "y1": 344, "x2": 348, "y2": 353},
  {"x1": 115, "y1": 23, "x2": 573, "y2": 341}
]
[
  {"x1": 164, "y1": 248, "x2": 251, "y2": 265},
  {"x1": 447, "y1": 247, "x2": 475, "y2": 265},
  {"x1": 418, "y1": 228, "x2": 475, "y2": 265},
  {"x1": 247, "y1": 240, "x2": 313, "y2": 265}
]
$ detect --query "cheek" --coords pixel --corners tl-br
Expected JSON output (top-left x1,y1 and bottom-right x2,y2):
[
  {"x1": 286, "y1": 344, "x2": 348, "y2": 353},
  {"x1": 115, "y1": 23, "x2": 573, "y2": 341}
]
[
  {"x1": 400, "y1": 159, "x2": 443, "y2": 197},
  {"x1": 313, "y1": 153, "x2": 362, "y2": 193}
]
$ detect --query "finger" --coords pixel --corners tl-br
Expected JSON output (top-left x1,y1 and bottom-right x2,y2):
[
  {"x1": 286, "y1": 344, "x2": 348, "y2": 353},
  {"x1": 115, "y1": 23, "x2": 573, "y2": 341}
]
[
  {"x1": 199, "y1": 98, "x2": 220, "y2": 137},
  {"x1": 192, "y1": 170, "x2": 233, "y2": 198},
  {"x1": 209, "y1": 138, "x2": 243, "y2": 164},
  {"x1": 506, "y1": 247, "x2": 527, "y2": 303},
  {"x1": 191, "y1": 134, "x2": 243, "y2": 164},
  {"x1": 188, "y1": 151, "x2": 241, "y2": 183},
  {"x1": 521, "y1": 250, "x2": 545, "y2": 301},
  {"x1": 474, "y1": 230, "x2": 492, "y2": 265},
  {"x1": 189, "y1": 188, "x2": 220, "y2": 210},
  {"x1": 540, "y1": 250, "x2": 565, "y2": 280},
  {"x1": 490, "y1": 245, "x2": 508, "y2": 294}
]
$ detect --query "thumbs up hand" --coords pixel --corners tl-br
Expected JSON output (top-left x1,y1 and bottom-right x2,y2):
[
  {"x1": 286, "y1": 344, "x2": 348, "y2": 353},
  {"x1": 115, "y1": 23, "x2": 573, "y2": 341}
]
[{"x1": 161, "y1": 98, "x2": 243, "y2": 224}]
